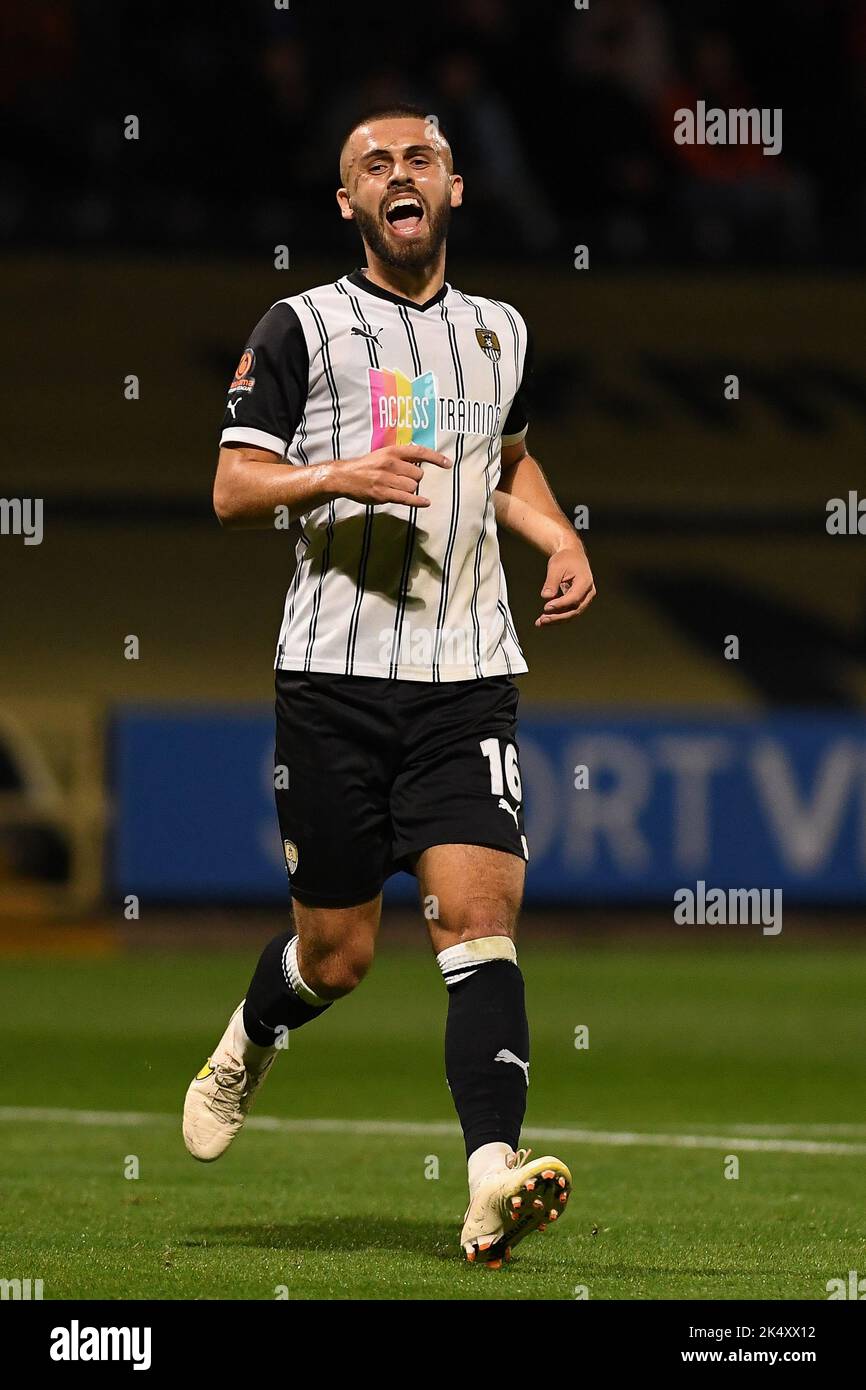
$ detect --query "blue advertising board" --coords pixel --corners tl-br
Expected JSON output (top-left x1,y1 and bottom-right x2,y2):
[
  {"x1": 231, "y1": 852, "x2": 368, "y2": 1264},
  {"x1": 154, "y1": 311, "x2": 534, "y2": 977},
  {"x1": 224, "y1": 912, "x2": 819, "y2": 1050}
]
[{"x1": 112, "y1": 708, "x2": 866, "y2": 903}]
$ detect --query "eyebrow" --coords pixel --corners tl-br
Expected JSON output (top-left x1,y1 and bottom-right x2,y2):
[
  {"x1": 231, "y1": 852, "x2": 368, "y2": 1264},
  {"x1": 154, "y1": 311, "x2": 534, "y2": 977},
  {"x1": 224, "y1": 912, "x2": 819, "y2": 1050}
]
[{"x1": 360, "y1": 144, "x2": 436, "y2": 163}]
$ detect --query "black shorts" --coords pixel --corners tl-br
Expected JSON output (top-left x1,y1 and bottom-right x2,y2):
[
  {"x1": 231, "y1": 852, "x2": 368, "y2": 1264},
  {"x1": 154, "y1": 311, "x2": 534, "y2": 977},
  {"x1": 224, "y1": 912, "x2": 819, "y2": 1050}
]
[{"x1": 274, "y1": 671, "x2": 528, "y2": 907}]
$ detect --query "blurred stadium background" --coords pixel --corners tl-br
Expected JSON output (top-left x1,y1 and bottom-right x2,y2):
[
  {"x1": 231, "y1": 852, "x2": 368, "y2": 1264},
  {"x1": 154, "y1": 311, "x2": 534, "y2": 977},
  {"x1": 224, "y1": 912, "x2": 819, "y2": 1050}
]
[{"x1": 1, "y1": 0, "x2": 864, "y2": 1300}]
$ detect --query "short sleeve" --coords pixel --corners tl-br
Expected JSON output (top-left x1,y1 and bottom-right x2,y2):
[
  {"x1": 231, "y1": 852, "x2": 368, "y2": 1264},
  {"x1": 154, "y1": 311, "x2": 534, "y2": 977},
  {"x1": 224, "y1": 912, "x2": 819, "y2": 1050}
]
[
  {"x1": 219, "y1": 302, "x2": 309, "y2": 457},
  {"x1": 501, "y1": 324, "x2": 533, "y2": 446}
]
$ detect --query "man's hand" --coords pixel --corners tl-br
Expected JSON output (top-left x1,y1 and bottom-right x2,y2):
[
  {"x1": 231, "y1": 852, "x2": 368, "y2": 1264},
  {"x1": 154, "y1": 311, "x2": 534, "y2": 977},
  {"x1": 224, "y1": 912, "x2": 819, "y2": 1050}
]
[
  {"x1": 331, "y1": 444, "x2": 451, "y2": 508},
  {"x1": 536, "y1": 545, "x2": 596, "y2": 626}
]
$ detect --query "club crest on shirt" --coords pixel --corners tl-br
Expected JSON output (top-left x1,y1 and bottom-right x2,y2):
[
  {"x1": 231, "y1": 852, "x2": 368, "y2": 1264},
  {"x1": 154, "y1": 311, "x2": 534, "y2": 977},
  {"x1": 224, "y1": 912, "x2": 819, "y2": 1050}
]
[
  {"x1": 283, "y1": 838, "x2": 299, "y2": 876},
  {"x1": 230, "y1": 347, "x2": 256, "y2": 394},
  {"x1": 475, "y1": 327, "x2": 501, "y2": 362}
]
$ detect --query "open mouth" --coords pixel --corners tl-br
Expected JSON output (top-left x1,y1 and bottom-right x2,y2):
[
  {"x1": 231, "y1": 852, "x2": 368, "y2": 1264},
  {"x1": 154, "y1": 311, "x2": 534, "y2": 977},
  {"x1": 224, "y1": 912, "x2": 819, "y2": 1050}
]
[{"x1": 384, "y1": 195, "x2": 426, "y2": 238}]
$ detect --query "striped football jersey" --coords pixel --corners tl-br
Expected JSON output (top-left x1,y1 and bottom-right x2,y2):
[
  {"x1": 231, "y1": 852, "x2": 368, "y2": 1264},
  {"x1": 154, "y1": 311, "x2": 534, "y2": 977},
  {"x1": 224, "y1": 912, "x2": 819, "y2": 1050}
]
[{"x1": 220, "y1": 269, "x2": 532, "y2": 681}]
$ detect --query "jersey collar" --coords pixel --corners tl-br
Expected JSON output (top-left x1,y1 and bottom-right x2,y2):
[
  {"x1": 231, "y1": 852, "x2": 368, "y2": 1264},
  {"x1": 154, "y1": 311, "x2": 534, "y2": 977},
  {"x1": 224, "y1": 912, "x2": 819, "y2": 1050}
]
[{"x1": 347, "y1": 268, "x2": 449, "y2": 312}]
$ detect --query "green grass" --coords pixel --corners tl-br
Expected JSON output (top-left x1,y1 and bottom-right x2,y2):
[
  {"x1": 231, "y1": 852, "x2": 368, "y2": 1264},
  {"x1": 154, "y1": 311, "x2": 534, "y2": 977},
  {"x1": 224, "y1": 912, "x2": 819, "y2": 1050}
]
[{"x1": 1, "y1": 937, "x2": 864, "y2": 1299}]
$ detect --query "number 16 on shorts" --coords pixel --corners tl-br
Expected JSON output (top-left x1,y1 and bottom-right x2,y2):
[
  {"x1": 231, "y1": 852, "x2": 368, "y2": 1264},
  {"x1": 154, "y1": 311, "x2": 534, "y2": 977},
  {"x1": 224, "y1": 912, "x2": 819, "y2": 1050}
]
[{"x1": 479, "y1": 737, "x2": 529, "y2": 861}]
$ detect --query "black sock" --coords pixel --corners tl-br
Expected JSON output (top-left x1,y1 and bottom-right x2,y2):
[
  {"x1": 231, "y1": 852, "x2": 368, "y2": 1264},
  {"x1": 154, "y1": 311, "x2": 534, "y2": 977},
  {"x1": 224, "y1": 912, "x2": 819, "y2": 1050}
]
[
  {"x1": 242, "y1": 930, "x2": 331, "y2": 1046},
  {"x1": 444, "y1": 959, "x2": 529, "y2": 1158}
]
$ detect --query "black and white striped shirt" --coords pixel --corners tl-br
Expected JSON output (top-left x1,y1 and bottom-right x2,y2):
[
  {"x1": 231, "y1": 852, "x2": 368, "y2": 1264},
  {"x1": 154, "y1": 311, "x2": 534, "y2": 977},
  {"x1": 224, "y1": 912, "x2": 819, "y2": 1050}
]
[{"x1": 220, "y1": 269, "x2": 531, "y2": 682}]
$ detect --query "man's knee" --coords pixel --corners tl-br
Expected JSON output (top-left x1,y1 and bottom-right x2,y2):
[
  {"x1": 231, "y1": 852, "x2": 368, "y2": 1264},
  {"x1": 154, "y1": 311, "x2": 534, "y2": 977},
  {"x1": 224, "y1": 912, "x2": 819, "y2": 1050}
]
[
  {"x1": 292, "y1": 896, "x2": 379, "y2": 1000},
  {"x1": 436, "y1": 895, "x2": 517, "y2": 946},
  {"x1": 299, "y1": 936, "x2": 375, "y2": 999}
]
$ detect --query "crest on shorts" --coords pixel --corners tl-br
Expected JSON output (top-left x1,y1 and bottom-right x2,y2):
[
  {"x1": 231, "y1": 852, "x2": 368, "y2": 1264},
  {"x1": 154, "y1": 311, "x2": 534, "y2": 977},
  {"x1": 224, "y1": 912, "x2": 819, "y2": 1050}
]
[
  {"x1": 283, "y1": 839, "x2": 299, "y2": 876},
  {"x1": 475, "y1": 327, "x2": 501, "y2": 362}
]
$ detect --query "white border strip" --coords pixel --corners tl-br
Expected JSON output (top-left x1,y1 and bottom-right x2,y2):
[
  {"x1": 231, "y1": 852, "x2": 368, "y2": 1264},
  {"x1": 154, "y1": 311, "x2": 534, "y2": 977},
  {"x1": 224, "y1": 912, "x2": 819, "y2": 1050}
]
[{"x1": 220, "y1": 426, "x2": 287, "y2": 455}]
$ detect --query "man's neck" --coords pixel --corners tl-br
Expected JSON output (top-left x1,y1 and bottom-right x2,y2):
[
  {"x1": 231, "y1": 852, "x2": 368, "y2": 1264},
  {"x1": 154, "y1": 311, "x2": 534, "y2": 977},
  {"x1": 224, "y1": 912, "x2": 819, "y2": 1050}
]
[{"x1": 361, "y1": 249, "x2": 446, "y2": 306}]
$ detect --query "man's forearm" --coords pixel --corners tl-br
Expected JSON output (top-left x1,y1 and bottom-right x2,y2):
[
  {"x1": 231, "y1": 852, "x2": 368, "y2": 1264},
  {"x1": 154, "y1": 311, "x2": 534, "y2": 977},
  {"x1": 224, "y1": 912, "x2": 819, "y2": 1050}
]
[
  {"x1": 493, "y1": 490, "x2": 573, "y2": 555},
  {"x1": 214, "y1": 447, "x2": 337, "y2": 529},
  {"x1": 495, "y1": 446, "x2": 596, "y2": 625},
  {"x1": 495, "y1": 450, "x2": 580, "y2": 555}
]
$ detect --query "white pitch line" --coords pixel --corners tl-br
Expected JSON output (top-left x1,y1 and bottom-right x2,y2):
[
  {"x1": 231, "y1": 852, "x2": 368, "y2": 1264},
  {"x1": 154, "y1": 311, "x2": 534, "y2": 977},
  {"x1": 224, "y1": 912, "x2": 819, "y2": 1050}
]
[
  {"x1": 710, "y1": 1123, "x2": 866, "y2": 1138},
  {"x1": 1, "y1": 1106, "x2": 865, "y2": 1156}
]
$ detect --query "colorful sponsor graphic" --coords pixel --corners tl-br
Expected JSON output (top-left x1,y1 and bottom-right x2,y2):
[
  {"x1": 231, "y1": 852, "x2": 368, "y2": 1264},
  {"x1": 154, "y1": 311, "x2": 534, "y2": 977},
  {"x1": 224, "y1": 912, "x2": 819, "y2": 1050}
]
[
  {"x1": 369, "y1": 367, "x2": 437, "y2": 450},
  {"x1": 230, "y1": 347, "x2": 256, "y2": 394}
]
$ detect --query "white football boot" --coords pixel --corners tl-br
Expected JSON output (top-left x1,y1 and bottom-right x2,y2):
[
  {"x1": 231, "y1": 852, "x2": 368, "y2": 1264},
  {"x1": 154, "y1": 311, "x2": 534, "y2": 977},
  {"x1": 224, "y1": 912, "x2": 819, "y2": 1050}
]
[
  {"x1": 183, "y1": 1002, "x2": 277, "y2": 1162},
  {"x1": 461, "y1": 1148, "x2": 572, "y2": 1267}
]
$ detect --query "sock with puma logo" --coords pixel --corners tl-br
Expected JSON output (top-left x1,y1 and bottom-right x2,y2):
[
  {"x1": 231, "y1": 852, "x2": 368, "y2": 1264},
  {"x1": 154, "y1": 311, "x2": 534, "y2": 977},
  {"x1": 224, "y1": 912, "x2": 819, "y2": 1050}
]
[{"x1": 437, "y1": 937, "x2": 529, "y2": 1159}]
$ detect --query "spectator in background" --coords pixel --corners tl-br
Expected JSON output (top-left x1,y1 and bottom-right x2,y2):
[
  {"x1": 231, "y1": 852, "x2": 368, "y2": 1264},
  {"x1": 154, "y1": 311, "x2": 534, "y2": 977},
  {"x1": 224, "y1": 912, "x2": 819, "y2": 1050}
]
[
  {"x1": 659, "y1": 28, "x2": 817, "y2": 258},
  {"x1": 567, "y1": 0, "x2": 674, "y2": 105},
  {"x1": 0, "y1": 2, "x2": 77, "y2": 105},
  {"x1": 846, "y1": 0, "x2": 866, "y2": 247},
  {"x1": 256, "y1": 34, "x2": 320, "y2": 240},
  {"x1": 0, "y1": 2, "x2": 78, "y2": 236},
  {"x1": 431, "y1": 48, "x2": 558, "y2": 254},
  {"x1": 560, "y1": 0, "x2": 673, "y2": 254}
]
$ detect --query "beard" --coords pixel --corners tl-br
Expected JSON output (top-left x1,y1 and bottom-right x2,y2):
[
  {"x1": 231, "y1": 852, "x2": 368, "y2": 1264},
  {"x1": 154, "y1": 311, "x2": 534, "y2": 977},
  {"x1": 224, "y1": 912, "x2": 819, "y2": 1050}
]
[{"x1": 352, "y1": 194, "x2": 451, "y2": 272}]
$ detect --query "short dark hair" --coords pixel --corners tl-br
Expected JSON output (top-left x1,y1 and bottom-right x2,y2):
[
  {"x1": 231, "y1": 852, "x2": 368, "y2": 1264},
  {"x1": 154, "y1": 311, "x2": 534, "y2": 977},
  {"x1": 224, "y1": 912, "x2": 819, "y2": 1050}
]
[{"x1": 339, "y1": 104, "x2": 449, "y2": 180}]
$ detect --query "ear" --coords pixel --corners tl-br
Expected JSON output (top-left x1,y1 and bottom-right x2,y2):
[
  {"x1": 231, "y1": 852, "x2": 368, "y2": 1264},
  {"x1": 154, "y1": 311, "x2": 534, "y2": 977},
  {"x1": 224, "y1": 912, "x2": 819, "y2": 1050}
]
[
  {"x1": 449, "y1": 174, "x2": 464, "y2": 210},
  {"x1": 336, "y1": 187, "x2": 354, "y2": 222}
]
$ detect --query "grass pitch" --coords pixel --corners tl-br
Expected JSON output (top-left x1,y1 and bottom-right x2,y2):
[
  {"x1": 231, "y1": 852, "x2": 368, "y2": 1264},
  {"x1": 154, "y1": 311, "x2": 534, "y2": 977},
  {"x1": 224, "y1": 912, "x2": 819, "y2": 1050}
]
[{"x1": 1, "y1": 934, "x2": 864, "y2": 1300}]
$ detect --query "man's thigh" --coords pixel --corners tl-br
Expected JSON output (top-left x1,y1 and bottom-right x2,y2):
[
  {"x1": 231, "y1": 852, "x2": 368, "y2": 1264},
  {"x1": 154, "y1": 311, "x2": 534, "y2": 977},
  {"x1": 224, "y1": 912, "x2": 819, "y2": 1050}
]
[
  {"x1": 274, "y1": 670, "x2": 395, "y2": 908},
  {"x1": 390, "y1": 676, "x2": 530, "y2": 879},
  {"x1": 416, "y1": 843, "x2": 525, "y2": 956}
]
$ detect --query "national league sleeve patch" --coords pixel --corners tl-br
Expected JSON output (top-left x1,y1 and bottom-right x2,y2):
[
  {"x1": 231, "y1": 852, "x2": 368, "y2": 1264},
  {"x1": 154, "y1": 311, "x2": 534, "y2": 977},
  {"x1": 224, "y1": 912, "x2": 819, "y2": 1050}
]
[{"x1": 229, "y1": 347, "x2": 256, "y2": 394}]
